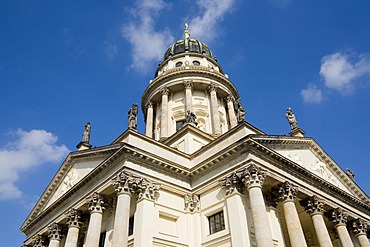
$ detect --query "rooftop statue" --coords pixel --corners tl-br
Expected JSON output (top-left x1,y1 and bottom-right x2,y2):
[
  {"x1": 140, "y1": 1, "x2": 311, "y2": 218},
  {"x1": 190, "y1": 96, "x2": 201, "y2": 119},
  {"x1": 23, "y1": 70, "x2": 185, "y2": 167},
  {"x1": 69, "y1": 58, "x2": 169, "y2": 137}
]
[
  {"x1": 185, "y1": 110, "x2": 197, "y2": 126},
  {"x1": 128, "y1": 104, "x2": 138, "y2": 130},
  {"x1": 234, "y1": 97, "x2": 246, "y2": 123},
  {"x1": 286, "y1": 107, "x2": 298, "y2": 130},
  {"x1": 82, "y1": 122, "x2": 91, "y2": 143}
]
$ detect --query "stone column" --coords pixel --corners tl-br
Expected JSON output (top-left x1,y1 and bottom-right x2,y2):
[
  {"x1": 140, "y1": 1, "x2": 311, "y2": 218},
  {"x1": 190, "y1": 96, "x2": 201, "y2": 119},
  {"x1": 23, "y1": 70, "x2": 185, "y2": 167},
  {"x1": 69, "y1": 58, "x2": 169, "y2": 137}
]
[
  {"x1": 330, "y1": 208, "x2": 354, "y2": 247},
  {"x1": 32, "y1": 235, "x2": 47, "y2": 247},
  {"x1": 48, "y1": 223, "x2": 63, "y2": 247},
  {"x1": 133, "y1": 177, "x2": 160, "y2": 247},
  {"x1": 145, "y1": 101, "x2": 154, "y2": 138},
  {"x1": 271, "y1": 181, "x2": 307, "y2": 247},
  {"x1": 352, "y1": 219, "x2": 369, "y2": 247},
  {"x1": 225, "y1": 95, "x2": 237, "y2": 128},
  {"x1": 111, "y1": 171, "x2": 137, "y2": 247},
  {"x1": 242, "y1": 164, "x2": 274, "y2": 247},
  {"x1": 301, "y1": 196, "x2": 333, "y2": 247},
  {"x1": 207, "y1": 83, "x2": 221, "y2": 135},
  {"x1": 160, "y1": 86, "x2": 170, "y2": 138},
  {"x1": 184, "y1": 81, "x2": 193, "y2": 112},
  {"x1": 184, "y1": 194, "x2": 201, "y2": 247},
  {"x1": 220, "y1": 171, "x2": 252, "y2": 246},
  {"x1": 65, "y1": 209, "x2": 83, "y2": 247},
  {"x1": 85, "y1": 192, "x2": 106, "y2": 247}
]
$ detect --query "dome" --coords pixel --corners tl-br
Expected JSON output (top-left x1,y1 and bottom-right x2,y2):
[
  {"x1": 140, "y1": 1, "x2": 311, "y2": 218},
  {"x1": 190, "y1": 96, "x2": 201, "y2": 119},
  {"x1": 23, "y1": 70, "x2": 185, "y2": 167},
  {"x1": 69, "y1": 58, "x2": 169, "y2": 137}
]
[{"x1": 163, "y1": 39, "x2": 215, "y2": 61}]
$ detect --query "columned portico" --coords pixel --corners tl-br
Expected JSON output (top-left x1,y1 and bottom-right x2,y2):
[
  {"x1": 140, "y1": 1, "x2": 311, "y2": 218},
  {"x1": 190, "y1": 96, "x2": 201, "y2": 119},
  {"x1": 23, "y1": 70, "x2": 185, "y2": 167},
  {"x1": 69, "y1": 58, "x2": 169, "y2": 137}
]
[
  {"x1": 272, "y1": 181, "x2": 307, "y2": 247},
  {"x1": 48, "y1": 223, "x2": 63, "y2": 247},
  {"x1": 225, "y1": 95, "x2": 237, "y2": 128},
  {"x1": 145, "y1": 101, "x2": 154, "y2": 138},
  {"x1": 111, "y1": 171, "x2": 136, "y2": 247},
  {"x1": 160, "y1": 86, "x2": 170, "y2": 138},
  {"x1": 65, "y1": 209, "x2": 83, "y2": 247},
  {"x1": 301, "y1": 196, "x2": 333, "y2": 247},
  {"x1": 207, "y1": 83, "x2": 221, "y2": 135},
  {"x1": 352, "y1": 218, "x2": 370, "y2": 247},
  {"x1": 330, "y1": 208, "x2": 354, "y2": 247},
  {"x1": 184, "y1": 81, "x2": 193, "y2": 112},
  {"x1": 242, "y1": 165, "x2": 274, "y2": 247},
  {"x1": 85, "y1": 192, "x2": 106, "y2": 247}
]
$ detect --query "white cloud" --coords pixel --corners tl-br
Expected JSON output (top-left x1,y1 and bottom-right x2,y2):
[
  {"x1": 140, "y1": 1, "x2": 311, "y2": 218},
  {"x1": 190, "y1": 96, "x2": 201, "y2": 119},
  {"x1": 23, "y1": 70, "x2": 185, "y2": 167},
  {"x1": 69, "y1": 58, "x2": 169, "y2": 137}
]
[
  {"x1": 103, "y1": 41, "x2": 118, "y2": 60},
  {"x1": 0, "y1": 129, "x2": 69, "y2": 200},
  {"x1": 320, "y1": 52, "x2": 370, "y2": 94},
  {"x1": 300, "y1": 84, "x2": 323, "y2": 104},
  {"x1": 189, "y1": 0, "x2": 236, "y2": 44},
  {"x1": 122, "y1": 0, "x2": 174, "y2": 73}
]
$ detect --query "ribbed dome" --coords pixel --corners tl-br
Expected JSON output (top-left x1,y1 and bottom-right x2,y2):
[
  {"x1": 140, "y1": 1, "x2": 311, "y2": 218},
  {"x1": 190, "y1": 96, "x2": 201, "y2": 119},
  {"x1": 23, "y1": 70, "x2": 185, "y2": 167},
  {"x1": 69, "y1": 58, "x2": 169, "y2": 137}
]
[{"x1": 163, "y1": 38, "x2": 215, "y2": 61}]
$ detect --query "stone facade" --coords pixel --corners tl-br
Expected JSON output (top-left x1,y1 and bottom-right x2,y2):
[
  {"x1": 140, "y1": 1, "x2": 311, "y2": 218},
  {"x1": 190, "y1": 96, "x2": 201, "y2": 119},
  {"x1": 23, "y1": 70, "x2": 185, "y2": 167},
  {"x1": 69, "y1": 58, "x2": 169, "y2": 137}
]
[{"x1": 21, "y1": 27, "x2": 370, "y2": 247}]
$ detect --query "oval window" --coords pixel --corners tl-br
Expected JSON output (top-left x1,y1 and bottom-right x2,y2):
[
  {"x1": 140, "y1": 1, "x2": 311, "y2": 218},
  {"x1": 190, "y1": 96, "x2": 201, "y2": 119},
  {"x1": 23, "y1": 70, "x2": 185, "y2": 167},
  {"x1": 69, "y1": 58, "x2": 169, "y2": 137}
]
[
  {"x1": 175, "y1": 61, "x2": 183, "y2": 67},
  {"x1": 193, "y1": 60, "x2": 200, "y2": 66}
]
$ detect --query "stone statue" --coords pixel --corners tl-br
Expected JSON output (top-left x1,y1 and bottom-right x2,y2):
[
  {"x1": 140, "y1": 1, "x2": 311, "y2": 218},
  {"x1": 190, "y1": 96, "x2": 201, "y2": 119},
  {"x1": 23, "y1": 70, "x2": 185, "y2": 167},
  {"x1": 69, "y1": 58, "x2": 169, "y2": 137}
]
[
  {"x1": 346, "y1": 168, "x2": 355, "y2": 180},
  {"x1": 185, "y1": 110, "x2": 197, "y2": 125},
  {"x1": 286, "y1": 107, "x2": 298, "y2": 130},
  {"x1": 128, "y1": 104, "x2": 138, "y2": 129},
  {"x1": 234, "y1": 97, "x2": 246, "y2": 123},
  {"x1": 82, "y1": 122, "x2": 91, "y2": 143}
]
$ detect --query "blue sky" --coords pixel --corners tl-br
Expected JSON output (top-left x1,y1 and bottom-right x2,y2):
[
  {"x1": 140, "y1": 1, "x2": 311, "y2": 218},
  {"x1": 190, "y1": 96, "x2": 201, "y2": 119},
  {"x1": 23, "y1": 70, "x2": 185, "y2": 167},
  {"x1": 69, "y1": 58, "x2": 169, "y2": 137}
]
[{"x1": 1, "y1": 0, "x2": 370, "y2": 245}]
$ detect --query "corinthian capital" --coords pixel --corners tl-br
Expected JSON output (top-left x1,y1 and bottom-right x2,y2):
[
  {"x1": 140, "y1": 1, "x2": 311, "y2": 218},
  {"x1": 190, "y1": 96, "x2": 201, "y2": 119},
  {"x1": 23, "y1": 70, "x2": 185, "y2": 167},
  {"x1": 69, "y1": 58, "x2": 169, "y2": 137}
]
[
  {"x1": 32, "y1": 235, "x2": 47, "y2": 247},
  {"x1": 207, "y1": 82, "x2": 218, "y2": 92},
  {"x1": 183, "y1": 80, "x2": 193, "y2": 89},
  {"x1": 271, "y1": 181, "x2": 298, "y2": 204},
  {"x1": 225, "y1": 95, "x2": 235, "y2": 103},
  {"x1": 86, "y1": 192, "x2": 107, "y2": 214},
  {"x1": 160, "y1": 86, "x2": 170, "y2": 95},
  {"x1": 300, "y1": 196, "x2": 324, "y2": 215},
  {"x1": 111, "y1": 171, "x2": 138, "y2": 195},
  {"x1": 330, "y1": 208, "x2": 348, "y2": 227},
  {"x1": 135, "y1": 177, "x2": 160, "y2": 200},
  {"x1": 48, "y1": 223, "x2": 64, "y2": 241},
  {"x1": 219, "y1": 171, "x2": 244, "y2": 195},
  {"x1": 351, "y1": 218, "x2": 368, "y2": 236},
  {"x1": 66, "y1": 208, "x2": 83, "y2": 228},
  {"x1": 241, "y1": 164, "x2": 266, "y2": 189},
  {"x1": 145, "y1": 101, "x2": 153, "y2": 109},
  {"x1": 184, "y1": 194, "x2": 200, "y2": 212}
]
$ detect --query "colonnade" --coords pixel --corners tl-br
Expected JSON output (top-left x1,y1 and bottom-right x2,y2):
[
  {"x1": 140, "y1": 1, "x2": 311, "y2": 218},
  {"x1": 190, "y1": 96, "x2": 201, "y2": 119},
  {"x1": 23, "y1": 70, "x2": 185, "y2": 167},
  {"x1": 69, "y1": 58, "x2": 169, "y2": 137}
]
[
  {"x1": 144, "y1": 81, "x2": 241, "y2": 138},
  {"x1": 30, "y1": 171, "x2": 159, "y2": 247},
  {"x1": 219, "y1": 165, "x2": 370, "y2": 247}
]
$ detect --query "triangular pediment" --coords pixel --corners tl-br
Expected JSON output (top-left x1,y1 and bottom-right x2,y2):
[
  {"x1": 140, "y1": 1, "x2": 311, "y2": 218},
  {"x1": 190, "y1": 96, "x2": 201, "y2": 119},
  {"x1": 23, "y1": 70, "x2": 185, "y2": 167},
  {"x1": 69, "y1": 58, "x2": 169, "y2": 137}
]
[{"x1": 252, "y1": 135, "x2": 369, "y2": 201}]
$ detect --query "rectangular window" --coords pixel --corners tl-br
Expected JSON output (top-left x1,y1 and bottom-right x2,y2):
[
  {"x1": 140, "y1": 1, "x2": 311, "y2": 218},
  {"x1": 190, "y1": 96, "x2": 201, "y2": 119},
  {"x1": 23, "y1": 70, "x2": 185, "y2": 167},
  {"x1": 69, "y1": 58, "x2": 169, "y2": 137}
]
[
  {"x1": 98, "y1": 231, "x2": 106, "y2": 247},
  {"x1": 128, "y1": 216, "x2": 134, "y2": 236},
  {"x1": 208, "y1": 211, "x2": 225, "y2": 235}
]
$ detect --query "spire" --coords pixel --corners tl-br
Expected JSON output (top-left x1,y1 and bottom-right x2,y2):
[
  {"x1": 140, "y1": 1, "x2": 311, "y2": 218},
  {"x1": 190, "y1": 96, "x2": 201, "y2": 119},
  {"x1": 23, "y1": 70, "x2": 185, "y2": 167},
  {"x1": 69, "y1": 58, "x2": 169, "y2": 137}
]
[{"x1": 184, "y1": 23, "x2": 190, "y2": 40}]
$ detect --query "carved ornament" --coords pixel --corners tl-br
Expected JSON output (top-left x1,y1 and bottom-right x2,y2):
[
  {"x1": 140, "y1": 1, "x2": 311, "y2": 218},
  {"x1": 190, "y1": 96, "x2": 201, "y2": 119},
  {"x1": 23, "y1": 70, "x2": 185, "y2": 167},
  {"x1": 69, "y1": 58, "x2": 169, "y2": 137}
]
[{"x1": 300, "y1": 195, "x2": 324, "y2": 215}]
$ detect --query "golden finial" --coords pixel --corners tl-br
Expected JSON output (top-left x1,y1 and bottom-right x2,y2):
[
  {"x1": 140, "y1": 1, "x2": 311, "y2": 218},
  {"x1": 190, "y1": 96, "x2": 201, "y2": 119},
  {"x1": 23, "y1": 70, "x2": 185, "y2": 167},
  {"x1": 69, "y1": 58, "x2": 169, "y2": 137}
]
[{"x1": 184, "y1": 23, "x2": 190, "y2": 40}]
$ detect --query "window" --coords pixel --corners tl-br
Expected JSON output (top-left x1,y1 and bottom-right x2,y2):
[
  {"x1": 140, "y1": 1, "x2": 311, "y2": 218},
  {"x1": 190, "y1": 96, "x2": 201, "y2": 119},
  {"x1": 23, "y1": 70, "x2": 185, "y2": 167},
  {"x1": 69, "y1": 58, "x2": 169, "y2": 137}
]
[
  {"x1": 128, "y1": 216, "x2": 134, "y2": 236},
  {"x1": 208, "y1": 211, "x2": 225, "y2": 234},
  {"x1": 192, "y1": 60, "x2": 200, "y2": 66},
  {"x1": 98, "y1": 231, "x2": 106, "y2": 247},
  {"x1": 175, "y1": 61, "x2": 183, "y2": 67}
]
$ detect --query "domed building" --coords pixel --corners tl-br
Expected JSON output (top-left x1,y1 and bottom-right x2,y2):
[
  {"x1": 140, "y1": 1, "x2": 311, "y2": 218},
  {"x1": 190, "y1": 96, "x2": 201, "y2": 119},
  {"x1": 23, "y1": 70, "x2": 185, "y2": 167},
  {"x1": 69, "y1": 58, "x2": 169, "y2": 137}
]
[{"x1": 21, "y1": 26, "x2": 370, "y2": 247}]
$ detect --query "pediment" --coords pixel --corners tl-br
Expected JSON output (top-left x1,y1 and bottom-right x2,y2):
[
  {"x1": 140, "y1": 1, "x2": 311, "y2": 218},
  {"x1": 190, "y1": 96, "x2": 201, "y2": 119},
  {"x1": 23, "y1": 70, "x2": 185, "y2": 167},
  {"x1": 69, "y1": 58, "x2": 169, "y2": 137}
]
[{"x1": 253, "y1": 136, "x2": 368, "y2": 201}]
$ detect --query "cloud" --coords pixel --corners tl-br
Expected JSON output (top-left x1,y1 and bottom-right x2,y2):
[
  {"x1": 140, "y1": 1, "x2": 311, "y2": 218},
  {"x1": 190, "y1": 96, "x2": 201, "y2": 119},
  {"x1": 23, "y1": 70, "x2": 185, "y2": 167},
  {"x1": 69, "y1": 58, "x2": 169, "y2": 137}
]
[
  {"x1": 122, "y1": 0, "x2": 174, "y2": 73},
  {"x1": 189, "y1": 0, "x2": 236, "y2": 44},
  {"x1": 0, "y1": 129, "x2": 69, "y2": 200},
  {"x1": 103, "y1": 41, "x2": 118, "y2": 60},
  {"x1": 320, "y1": 52, "x2": 370, "y2": 94},
  {"x1": 300, "y1": 84, "x2": 323, "y2": 104}
]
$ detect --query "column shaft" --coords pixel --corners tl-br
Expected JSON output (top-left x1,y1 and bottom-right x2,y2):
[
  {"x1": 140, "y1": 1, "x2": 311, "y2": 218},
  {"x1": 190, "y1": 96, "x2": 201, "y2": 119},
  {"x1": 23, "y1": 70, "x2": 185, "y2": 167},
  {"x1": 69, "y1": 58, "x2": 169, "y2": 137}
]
[
  {"x1": 249, "y1": 187, "x2": 274, "y2": 247},
  {"x1": 283, "y1": 200, "x2": 307, "y2": 247},
  {"x1": 335, "y1": 225, "x2": 354, "y2": 247},
  {"x1": 65, "y1": 227, "x2": 80, "y2": 247},
  {"x1": 208, "y1": 86, "x2": 221, "y2": 135},
  {"x1": 112, "y1": 192, "x2": 131, "y2": 247},
  {"x1": 85, "y1": 212, "x2": 103, "y2": 247},
  {"x1": 226, "y1": 97, "x2": 237, "y2": 128},
  {"x1": 145, "y1": 103, "x2": 153, "y2": 138},
  {"x1": 184, "y1": 82, "x2": 193, "y2": 112},
  {"x1": 358, "y1": 234, "x2": 370, "y2": 247},
  {"x1": 160, "y1": 88, "x2": 169, "y2": 138},
  {"x1": 312, "y1": 214, "x2": 333, "y2": 247},
  {"x1": 134, "y1": 198, "x2": 155, "y2": 247},
  {"x1": 225, "y1": 192, "x2": 252, "y2": 247},
  {"x1": 48, "y1": 240, "x2": 60, "y2": 247}
]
